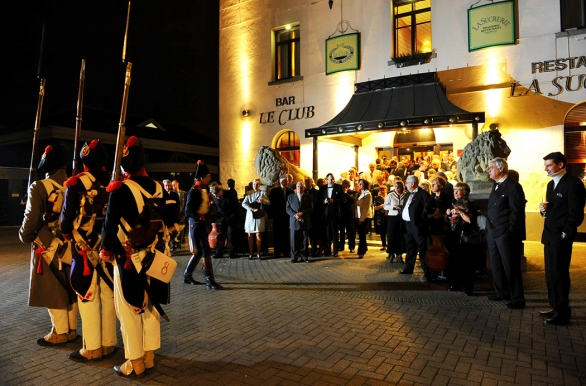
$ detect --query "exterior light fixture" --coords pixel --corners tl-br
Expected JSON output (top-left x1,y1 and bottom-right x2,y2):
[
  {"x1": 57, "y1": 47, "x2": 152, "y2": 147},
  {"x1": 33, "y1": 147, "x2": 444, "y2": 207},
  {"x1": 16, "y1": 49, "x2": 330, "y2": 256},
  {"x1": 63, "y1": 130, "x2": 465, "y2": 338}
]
[
  {"x1": 242, "y1": 110, "x2": 250, "y2": 117},
  {"x1": 424, "y1": 119, "x2": 430, "y2": 124},
  {"x1": 328, "y1": 0, "x2": 333, "y2": 9},
  {"x1": 378, "y1": 122, "x2": 384, "y2": 129},
  {"x1": 338, "y1": 127, "x2": 343, "y2": 133},
  {"x1": 357, "y1": 125, "x2": 363, "y2": 131},
  {"x1": 448, "y1": 117, "x2": 455, "y2": 123},
  {"x1": 474, "y1": 116, "x2": 480, "y2": 121},
  {"x1": 400, "y1": 121, "x2": 407, "y2": 127},
  {"x1": 321, "y1": 129, "x2": 327, "y2": 134}
]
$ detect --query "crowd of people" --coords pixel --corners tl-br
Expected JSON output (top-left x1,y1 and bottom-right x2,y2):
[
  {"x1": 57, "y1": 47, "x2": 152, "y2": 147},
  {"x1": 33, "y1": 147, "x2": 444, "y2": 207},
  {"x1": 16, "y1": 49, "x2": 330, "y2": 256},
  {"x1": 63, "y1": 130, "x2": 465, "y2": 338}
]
[{"x1": 18, "y1": 141, "x2": 584, "y2": 379}]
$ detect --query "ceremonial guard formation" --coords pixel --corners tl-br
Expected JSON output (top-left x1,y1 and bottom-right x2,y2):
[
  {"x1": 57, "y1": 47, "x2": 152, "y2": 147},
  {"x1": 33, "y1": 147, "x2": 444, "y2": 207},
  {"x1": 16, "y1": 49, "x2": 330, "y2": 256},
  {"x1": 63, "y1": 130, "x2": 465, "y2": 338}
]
[
  {"x1": 19, "y1": 144, "x2": 80, "y2": 346},
  {"x1": 60, "y1": 139, "x2": 118, "y2": 361},
  {"x1": 100, "y1": 136, "x2": 179, "y2": 377}
]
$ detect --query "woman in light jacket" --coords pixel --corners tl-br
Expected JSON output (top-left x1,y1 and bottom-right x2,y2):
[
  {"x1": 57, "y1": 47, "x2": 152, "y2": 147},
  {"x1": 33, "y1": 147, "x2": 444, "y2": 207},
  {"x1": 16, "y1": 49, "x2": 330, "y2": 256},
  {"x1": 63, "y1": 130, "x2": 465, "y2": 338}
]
[
  {"x1": 355, "y1": 179, "x2": 373, "y2": 259},
  {"x1": 242, "y1": 178, "x2": 271, "y2": 259}
]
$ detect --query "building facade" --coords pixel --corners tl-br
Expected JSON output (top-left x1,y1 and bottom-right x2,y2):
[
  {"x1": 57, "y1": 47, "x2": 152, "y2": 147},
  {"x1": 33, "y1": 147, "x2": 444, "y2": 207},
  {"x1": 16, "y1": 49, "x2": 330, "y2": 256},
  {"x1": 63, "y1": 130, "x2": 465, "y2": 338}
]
[{"x1": 219, "y1": 0, "x2": 586, "y2": 241}]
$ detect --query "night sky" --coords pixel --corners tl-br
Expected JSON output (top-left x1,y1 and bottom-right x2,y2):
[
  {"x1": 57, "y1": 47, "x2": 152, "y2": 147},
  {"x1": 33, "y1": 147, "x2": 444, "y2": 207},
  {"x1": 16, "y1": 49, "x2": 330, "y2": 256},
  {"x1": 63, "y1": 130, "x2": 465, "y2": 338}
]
[{"x1": 1, "y1": 0, "x2": 219, "y2": 140}]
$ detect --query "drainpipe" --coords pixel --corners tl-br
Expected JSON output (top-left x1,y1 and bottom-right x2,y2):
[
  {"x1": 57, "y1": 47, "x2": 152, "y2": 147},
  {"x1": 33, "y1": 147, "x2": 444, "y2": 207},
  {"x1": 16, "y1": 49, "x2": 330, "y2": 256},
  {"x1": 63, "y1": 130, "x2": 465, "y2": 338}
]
[
  {"x1": 472, "y1": 122, "x2": 478, "y2": 139},
  {"x1": 313, "y1": 136, "x2": 318, "y2": 181}
]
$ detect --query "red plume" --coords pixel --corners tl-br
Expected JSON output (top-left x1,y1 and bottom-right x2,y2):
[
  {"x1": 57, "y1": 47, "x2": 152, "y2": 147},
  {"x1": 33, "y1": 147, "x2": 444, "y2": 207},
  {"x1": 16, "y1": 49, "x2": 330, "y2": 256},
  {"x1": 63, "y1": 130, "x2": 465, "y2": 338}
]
[
  {"x1": 44, "y1": 145, "x2": 53, "y2": 154},
  {"x1": 197, "y1": 160, "x2": 203, "y2": 165},
  {"x1": 89, "y1": 139, "x2": 99, "y2": 149},
  {"x1": 126, "y1": 136, "x2": 138, "y2": 148}
]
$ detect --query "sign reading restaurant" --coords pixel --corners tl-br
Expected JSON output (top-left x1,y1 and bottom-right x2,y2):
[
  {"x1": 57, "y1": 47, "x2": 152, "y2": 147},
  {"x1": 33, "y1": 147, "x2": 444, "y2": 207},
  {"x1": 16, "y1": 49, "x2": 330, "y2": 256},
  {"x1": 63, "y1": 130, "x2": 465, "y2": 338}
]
[
  {"x1": 468, "y1": 0, "x2": 515, "y2": 51},
  {"x1": 510, "y1": 55, "x2": 586, "y2": 97}
]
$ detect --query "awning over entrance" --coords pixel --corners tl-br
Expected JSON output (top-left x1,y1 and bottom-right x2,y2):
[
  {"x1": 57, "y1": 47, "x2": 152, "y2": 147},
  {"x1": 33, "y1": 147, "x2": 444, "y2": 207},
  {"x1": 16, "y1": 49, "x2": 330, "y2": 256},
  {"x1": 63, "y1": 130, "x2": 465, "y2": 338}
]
[{"x1": 305, "y1": 72, "x2": 485, "y2": 139}]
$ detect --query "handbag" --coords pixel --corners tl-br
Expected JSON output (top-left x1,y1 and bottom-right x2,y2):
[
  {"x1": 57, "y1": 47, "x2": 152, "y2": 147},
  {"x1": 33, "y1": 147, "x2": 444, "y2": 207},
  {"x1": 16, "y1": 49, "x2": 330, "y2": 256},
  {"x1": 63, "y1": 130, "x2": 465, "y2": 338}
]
[
  {"x1": 250, "y1": 201, "x2": 266, "y2": 219},
  {"x1": 460, "y1": 227, "x2": 482, "y2": 244}
]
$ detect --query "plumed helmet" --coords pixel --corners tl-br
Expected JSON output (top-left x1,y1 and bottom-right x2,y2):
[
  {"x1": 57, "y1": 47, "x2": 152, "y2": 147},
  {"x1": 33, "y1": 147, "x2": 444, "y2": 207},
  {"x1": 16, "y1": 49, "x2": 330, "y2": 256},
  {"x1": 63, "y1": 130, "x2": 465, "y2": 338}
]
[
  {"x1": 37, "y1": 144, "x2": 69, "y2": 173},
  {"x1": 194, "y1": 160, "x2": 210, "y2": 179},
  {"x1": 120, "y1": 136, "x2": 145, "y2": 174},
  {"x1": 81, "y1": 139, "x2": 108, "y2": 169}
]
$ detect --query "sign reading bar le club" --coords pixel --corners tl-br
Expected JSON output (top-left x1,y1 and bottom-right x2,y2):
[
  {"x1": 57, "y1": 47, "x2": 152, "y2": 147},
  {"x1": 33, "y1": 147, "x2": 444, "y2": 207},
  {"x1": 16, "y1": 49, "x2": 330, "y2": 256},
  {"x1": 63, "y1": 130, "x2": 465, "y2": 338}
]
[
  {"x1": 468, "y1": 0, "x2": 515, "y2": 51},
  {"x1": 325, "y1": 33, "x2": 360, "y2": 75}
]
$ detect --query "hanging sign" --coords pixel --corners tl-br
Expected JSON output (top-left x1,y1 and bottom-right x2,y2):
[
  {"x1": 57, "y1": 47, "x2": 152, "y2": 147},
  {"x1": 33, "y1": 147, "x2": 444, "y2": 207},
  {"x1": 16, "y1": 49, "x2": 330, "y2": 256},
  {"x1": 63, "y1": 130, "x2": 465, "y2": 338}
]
[
  {"x1": 325, "y1": 33, "x2": 360, "y2": 75},
  {"x1": 468, "y1": 0, "x2": 515, "y2": 51}
]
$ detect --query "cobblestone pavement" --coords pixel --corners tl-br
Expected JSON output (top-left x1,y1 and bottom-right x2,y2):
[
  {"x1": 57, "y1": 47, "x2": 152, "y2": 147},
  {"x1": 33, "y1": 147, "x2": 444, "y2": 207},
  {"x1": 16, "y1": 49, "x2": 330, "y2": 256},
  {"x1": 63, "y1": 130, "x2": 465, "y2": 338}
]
[{"x1": 1, "y1": 226, "x2": 585, "y2": 385}]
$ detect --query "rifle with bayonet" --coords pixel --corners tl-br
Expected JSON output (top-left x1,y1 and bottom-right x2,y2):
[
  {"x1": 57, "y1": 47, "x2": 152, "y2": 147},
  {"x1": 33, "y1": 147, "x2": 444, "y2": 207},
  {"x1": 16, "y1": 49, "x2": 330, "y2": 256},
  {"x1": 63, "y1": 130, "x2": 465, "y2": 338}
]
[
  {"x1": 22, "y1": 23, "x2": 47, "y2": 205},
  {"x1": 72, "y1": 59, "x2": 86, "y2": 175}
]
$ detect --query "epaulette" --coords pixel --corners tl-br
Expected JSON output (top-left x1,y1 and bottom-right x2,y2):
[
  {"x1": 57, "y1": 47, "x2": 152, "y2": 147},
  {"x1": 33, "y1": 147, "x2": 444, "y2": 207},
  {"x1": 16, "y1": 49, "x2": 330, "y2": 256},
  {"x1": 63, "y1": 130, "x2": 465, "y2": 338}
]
[
  {"x1": 64, "y1": 176, "x2": 79, "y2": 188},
  {"x1": 106, "y1": 180, "x2": 124, "y2": 192}
]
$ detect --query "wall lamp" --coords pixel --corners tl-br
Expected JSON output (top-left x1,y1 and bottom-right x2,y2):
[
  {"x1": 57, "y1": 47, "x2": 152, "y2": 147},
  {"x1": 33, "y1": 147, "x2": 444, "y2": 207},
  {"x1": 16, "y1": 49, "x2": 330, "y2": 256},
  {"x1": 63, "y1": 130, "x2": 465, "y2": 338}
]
[
  {"x1": 242, "y1": 110, "x2": 250, "y2": 117},
  {"x1": 328, "y1": 0, "x2": 333, "y2": 9}
]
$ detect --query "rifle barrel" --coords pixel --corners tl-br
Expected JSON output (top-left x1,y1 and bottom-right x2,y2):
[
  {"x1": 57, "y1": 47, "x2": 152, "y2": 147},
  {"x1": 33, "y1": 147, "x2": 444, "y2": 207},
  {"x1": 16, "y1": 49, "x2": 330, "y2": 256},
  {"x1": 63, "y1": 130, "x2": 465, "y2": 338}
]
[
  {"x1": 111, "y1": 62, "x2": 133, "y2": 182},
  {"x1": 73, "y1": 59, "x2": 86, "y2": 174},
  {"x1": 26, "y1": 78, "x2": 46, "y2": 192}
]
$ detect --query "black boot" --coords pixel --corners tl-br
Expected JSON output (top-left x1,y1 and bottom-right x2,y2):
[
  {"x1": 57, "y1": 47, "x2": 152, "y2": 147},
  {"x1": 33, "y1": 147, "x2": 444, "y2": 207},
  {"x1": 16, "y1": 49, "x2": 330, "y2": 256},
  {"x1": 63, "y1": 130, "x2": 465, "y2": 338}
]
[
  {"x1": 204, "y1": 270, "x2": 223, "y2": 290},
  {"x1": 183, "y1": 255, "x2": 202, "y2": 285}
]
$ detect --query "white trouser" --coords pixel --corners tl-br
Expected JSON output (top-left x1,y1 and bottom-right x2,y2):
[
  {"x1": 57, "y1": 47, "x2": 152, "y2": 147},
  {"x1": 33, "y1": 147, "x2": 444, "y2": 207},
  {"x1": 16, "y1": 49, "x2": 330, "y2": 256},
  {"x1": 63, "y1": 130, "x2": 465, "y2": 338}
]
[
  {"x1": 47, "y1": 302, "x2": 78, "y2": 334},
  {"x1": 113, "y1": 261, "x2": 160, "y2": 360},
  {"x1": 78, "y1": 269, "x2": 118, "y2": 350}
]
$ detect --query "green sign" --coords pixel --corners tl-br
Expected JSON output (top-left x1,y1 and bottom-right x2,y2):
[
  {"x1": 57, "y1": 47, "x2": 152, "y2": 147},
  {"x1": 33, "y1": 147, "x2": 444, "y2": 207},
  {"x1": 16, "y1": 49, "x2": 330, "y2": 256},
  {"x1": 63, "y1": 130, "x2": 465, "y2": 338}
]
[
  {"x1": 468, "y1": 0, "x2": 515, "y2": 51},
  {"x1": 326, "y1": 33, "x2": 360, "y2": 75}
]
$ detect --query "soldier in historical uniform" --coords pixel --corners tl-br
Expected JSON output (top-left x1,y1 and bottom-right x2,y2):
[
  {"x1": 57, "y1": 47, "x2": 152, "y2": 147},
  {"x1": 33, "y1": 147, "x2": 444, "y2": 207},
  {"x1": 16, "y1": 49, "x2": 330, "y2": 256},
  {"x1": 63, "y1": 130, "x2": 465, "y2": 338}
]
[
  {"x1": 100, "y1": 136, "x2": 178, "y2": 377},
  {"x1": 19, "y1": 144, "x2": 79, "y2": 346},
  {"x1": 60, "y1": 139, "x2": 118, "y2": 362},
  {"x1": 183, "y1": 160, "x2": 223, "y2": 289}
]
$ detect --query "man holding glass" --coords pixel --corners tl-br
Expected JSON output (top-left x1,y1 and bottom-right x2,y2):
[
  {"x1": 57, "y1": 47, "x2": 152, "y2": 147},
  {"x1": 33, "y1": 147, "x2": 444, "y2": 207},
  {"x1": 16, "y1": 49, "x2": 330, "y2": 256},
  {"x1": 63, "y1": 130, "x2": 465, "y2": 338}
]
[{"x1": 539, "y1": 152, "x2": 585, "y2": 325}]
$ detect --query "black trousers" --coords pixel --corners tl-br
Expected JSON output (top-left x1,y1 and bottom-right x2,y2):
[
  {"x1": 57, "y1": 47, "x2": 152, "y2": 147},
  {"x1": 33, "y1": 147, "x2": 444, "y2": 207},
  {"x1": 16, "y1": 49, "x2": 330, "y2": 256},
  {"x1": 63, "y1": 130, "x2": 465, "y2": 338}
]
[
  {"x1": 404, "y1": 222, "x2": 430, "y2": 276},
  {"x1": 324, "y1": 220, "x2": 339, "y2": 255},
  {"x1": 357, "y1": 218, "x2": 371, "y2": 255},
  {"x1": 290, "y1": 228, "x2": 309, "y2": 260},
  {"x1": 544, "y1": 238, "x2": 573, "y2": 316},
  {"x1": 339, "y1": 216, "x2": 356, "y2": 251},
  {"x1": 487, "y1": 232, "x2": 524, "y2": 303}
]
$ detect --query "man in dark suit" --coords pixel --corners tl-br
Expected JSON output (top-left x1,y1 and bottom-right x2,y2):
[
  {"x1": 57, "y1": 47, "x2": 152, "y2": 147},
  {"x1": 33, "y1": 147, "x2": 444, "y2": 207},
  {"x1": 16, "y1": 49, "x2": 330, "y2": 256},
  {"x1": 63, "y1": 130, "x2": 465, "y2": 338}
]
[
  {"x1": 400, "y1": 175, "x2": 433, "y2": 280},
  {"x1": 286, "y1": 181, "x2": 314, "y2": 262},
  {"x1": 539, "y1": 152, "x2": 586, "y2": 325},
  {"x1": 268, "y1": 174, "x2": 294, "y2": 257},
  {"x1": 486, "y1": 157, "x2": 526, "y2": 309},
  {"x1": 320, "y1": 173, "x2": 343, "y2": 257}
]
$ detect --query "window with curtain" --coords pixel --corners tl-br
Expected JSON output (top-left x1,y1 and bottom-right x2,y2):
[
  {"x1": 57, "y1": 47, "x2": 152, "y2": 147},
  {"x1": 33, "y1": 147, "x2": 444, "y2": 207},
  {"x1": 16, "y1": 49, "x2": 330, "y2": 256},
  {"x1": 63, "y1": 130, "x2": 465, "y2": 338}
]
[{"x1": 393, "y1": 0, "x2": 432, "y2": 57}]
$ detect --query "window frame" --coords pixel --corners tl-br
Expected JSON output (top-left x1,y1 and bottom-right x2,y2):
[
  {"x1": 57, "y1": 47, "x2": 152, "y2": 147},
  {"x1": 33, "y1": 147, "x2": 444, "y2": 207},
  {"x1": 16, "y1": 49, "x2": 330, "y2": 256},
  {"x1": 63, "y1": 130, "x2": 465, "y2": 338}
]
[
  {"x1": 393, "y1": 0, "x2": 432, "y2": 57},
  {"x1": 273, "y1": 24, "x2": 301, "y2": 82}
]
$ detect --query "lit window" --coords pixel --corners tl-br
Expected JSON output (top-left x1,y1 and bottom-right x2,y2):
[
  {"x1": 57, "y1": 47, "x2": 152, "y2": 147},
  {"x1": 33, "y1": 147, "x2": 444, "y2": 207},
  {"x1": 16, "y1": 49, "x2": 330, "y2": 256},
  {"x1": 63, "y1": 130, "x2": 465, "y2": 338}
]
[
  {"x1": 393, "y1": 0, "x2": 431, "y2": 57},
  {"x1": 275, "y1": 131, "x2": 300, "y2": 167},
  {"x1": 274, "y1": 25, "x2": 300, "y2": 81}
]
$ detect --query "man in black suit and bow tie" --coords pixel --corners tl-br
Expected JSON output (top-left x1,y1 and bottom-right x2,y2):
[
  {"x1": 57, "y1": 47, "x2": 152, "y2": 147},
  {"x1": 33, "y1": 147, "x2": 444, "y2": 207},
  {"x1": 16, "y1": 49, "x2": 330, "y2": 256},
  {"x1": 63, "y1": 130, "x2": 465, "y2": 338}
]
[
  {"x1": 486, "y1": 157, "x2": 526, "y2": 309},
  {"x1": 286, "y1": 181, "x2": 314, "y2": 262},
  {"x1": 538, "y1": 152, "x2": 585, "y2": 325},
  {"x1": 400, "y1": 175, "x2": 433, "y2": 280},
  {"x1": 320, "y1": 173, "x2": 343, "y2": 257}
]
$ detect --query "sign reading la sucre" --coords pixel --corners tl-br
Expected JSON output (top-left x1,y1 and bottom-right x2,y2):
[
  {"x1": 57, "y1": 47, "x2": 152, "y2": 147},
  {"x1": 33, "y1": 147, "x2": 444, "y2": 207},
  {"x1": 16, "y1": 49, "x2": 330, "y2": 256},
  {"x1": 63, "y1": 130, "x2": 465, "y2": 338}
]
[
  {"x1": 259, "y1": 96, "x2": 316, "y2": 126},
  {"x1": 511, "y1": 55, "x2": 586, "y2": 97}
]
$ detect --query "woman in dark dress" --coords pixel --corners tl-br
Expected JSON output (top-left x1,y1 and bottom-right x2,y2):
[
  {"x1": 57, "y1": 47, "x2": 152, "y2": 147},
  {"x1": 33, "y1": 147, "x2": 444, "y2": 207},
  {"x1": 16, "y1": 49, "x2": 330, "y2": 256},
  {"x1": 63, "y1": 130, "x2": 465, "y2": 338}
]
[{"x1": 445, "y1": 182, "x2": 478, "y2": 295}]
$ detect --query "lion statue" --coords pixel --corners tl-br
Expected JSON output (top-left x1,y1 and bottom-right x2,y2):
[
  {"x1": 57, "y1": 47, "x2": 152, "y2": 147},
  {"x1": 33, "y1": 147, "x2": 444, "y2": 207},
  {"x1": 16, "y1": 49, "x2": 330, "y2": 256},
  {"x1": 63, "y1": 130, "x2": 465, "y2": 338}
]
[
  {"x1": 254, "y1": 146, "x2": 309, "y2": 186},
  {"x1": 458, "y1": 129, "x2": 511, "y2": 183}
]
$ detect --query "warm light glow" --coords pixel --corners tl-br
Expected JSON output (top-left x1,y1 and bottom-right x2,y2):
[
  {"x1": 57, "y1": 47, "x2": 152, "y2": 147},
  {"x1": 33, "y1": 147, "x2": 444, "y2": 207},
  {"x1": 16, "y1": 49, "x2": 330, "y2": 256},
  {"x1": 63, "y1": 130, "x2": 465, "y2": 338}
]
[
  {"x1": 421, "y1": 39, "x2": 431, "y2": 52},
  {"x1": 285, "y1": 25, "x2": 291, "y2": 30},
  {"x1": 485, "y1": 88, "x2": 502, "y2": 119},
  {"x1": 332, "y1": 71, "x2": 355, "y2": 113},
  {"x1": 484, "y1": 56, "x2": 504, "y2": 85},
  {"x1": 580, "y1": 121, "x2": 586, "y2": 126},
  {"x1": 241, "y1": 51, "x2": 250, "y2": 101},
  {"x1": 241, "y1": 121, "x2": 251, "y2": 151}
]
